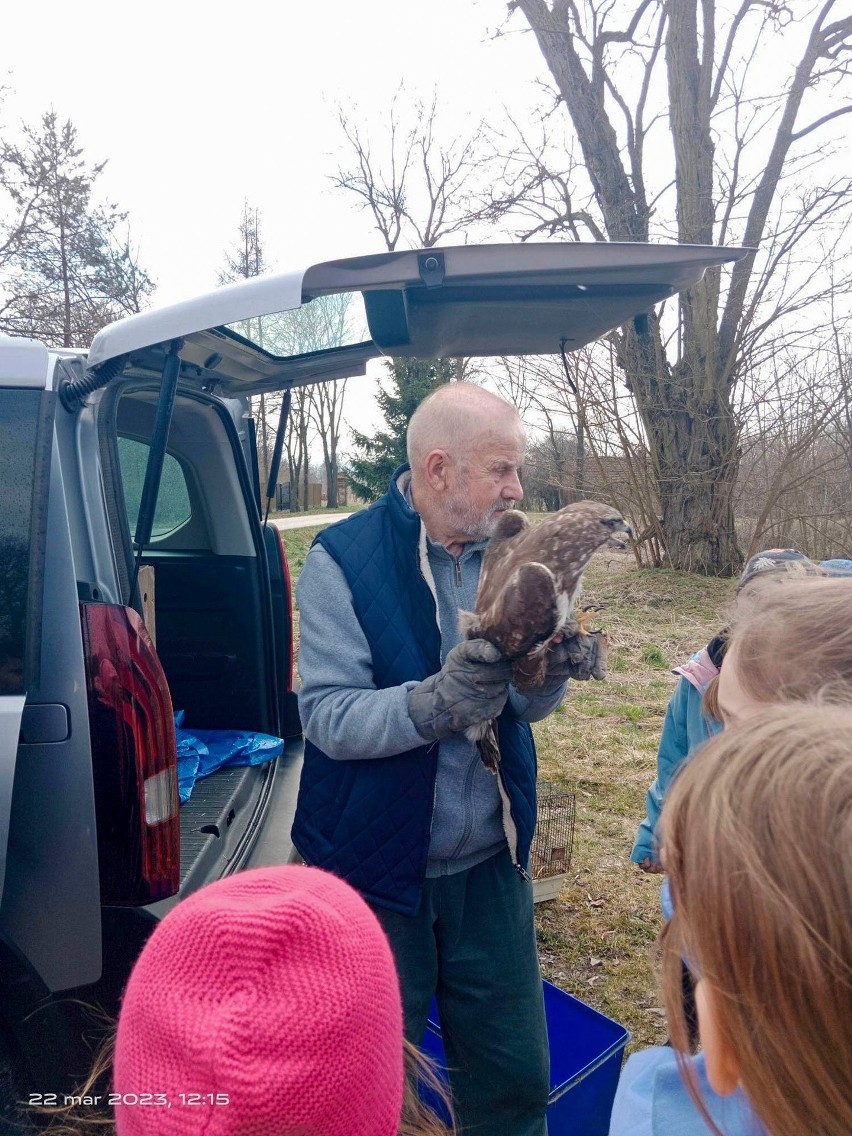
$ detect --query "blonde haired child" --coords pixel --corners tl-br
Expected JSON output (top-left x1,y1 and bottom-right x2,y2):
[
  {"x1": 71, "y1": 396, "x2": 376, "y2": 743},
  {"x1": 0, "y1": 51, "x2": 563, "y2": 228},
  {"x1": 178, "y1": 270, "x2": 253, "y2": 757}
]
[
  {"x1": 631, "y1": 549, "x2": 822, "y2": 873},
  {"x1": 613, "y1": 577, "x2": 852, "y2": 1134},
  {"x1": 610, "y1": 705, "x2": 852, "y2": 1136},
  {"x1": 716, "y1": 575, "x2": 852, "y2": 724}
]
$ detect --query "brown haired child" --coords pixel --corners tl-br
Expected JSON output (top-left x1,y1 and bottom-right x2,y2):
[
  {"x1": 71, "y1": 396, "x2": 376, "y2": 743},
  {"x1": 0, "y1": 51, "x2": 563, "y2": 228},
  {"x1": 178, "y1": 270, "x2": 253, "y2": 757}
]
[{"x1": 610, "y1": 704, "x2": 852, "y2": 1136}]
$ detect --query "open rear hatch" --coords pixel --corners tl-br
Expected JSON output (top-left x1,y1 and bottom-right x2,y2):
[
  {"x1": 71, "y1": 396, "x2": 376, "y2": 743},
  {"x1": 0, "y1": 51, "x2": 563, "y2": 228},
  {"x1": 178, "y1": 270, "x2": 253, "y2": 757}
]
[{"x1": 83, "y1": 241, "x2": 749, "y2": 397}]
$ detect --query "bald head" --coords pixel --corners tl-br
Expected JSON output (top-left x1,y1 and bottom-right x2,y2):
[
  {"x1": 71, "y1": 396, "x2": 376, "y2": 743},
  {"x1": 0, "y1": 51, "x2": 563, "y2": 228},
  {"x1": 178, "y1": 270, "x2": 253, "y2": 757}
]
[
  {"x1": 406, "y1": 383, "x2": 527, "y2": 551},
  {"x1": 407, "y1": 383, "x2": 524, "y2": 472}
]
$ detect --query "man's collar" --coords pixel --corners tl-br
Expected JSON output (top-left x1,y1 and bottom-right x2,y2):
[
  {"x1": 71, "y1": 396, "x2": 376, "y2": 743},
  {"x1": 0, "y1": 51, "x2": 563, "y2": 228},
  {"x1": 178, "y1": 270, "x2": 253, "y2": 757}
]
[
  {"x1": 427, "y1": 534, "x2": 488, "y2": 560},
  {"x1": 398, "y1": 469, "x2": 415, "y2": 508}
]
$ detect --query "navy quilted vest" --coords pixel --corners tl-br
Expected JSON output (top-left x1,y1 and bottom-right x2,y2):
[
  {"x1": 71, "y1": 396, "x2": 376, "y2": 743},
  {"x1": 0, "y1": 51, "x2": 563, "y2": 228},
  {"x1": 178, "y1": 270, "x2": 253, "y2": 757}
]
[{"x1": 291, "y1": 466, "x2": 538, "y2": 915}]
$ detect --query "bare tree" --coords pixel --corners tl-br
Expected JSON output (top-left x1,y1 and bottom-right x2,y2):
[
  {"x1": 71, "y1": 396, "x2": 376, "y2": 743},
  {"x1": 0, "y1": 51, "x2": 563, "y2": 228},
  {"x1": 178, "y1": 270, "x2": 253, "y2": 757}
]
[
  {"x1": 332, "y1": 89, "x2": 498, "y2": 251},
  {"x1": 305, "y1": 294, "x2": 356, "y2": 508},
  {"x1": 333, "y1": 89, "x2": 502, "y2": 468},
  {"x1": 502, "y1": 344, "x2": 666, "y2": 565},
  {"x1": 734, "y1": 340, "x2": 852, "y2": 557},
  {"x1": 0, "y1": 96, "x2": 43, "y2": 286},
  {"x1": 508, "y1": 0, "x2": 852, "y2": 574},
  {"x1": 257, "y1": 294, "x2": 359, "y2": 510},
  {"x1": 310, "y1": 380, "x2": 347, "y2": 508},
  {"x1": 284, "y1": 388, "x2": 311, "y2": 511}
]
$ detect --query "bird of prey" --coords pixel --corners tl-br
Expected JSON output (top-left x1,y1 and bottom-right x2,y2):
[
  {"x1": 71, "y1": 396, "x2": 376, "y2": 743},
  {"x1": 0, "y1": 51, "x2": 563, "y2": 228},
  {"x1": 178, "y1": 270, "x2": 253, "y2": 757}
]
[{"x1": 459, "y1": 500, "x2": 631, "y2": 770}]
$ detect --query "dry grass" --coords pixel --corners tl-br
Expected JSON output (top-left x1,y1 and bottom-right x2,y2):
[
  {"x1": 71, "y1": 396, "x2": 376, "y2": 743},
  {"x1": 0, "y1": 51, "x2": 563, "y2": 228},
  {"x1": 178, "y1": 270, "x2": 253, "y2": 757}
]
[{"x1": 280, "y1": 523, "x2": 737, "y2": 1052}]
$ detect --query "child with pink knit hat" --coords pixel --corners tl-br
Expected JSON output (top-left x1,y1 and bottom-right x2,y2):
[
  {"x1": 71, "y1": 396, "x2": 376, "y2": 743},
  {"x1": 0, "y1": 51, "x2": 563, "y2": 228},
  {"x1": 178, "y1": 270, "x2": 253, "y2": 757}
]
[{"x1": 109, "y1": 865, "x2": 447, "y2": 1136}]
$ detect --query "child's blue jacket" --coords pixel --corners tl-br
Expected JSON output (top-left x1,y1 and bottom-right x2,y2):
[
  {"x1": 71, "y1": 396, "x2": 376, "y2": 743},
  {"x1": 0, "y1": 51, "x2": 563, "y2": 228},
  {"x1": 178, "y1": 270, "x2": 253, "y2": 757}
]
[
  {"x1": 631, "y1": 649, "x2": 723, "y2": 867},
  {"x1": 609, "y1": 1048, "x2": 767, "y2": 1135}
]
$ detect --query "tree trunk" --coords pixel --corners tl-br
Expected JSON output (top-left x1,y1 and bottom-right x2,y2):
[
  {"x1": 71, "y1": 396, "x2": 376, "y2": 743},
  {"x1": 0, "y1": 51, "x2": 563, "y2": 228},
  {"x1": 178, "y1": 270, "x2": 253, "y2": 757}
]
[
  {"x1": 515, "y1": 0, "x2": 746, "y2": 573},
  {"x1": 620, "y1": 322, "x2": 741, "y2": 574},
  {"x1": 58, "y1": 211, "x2": 72, "y2": 348},
  {"x1": 574, "y1": 409, "x2": 586, "y2": 501},
  {"x1": 301, "y1": 423, "x2": 310, "y2": 509},
  {"x1": 326, "y1": 454, "x2": 339, "y2": 508},
  {"x1": 317, "y1": 427, "x2": 338, "y2": 508},
  {"x1": 258, "y1": 395, "x2": 270, "y2": 492}
]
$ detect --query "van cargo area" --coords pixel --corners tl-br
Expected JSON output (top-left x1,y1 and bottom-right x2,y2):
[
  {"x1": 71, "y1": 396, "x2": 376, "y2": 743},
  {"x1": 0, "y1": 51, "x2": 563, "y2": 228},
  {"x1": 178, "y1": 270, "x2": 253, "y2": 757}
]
[{"x1": 107, "y1": 384, "x2": 293, "y2": 895}]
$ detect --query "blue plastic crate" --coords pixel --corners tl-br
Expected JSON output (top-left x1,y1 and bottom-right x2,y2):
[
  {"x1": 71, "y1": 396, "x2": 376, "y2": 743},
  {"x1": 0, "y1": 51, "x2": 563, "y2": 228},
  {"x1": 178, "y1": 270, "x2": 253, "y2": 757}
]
[{"x1": 419, "y1": 979, "x2": 630, "y2": 1136}]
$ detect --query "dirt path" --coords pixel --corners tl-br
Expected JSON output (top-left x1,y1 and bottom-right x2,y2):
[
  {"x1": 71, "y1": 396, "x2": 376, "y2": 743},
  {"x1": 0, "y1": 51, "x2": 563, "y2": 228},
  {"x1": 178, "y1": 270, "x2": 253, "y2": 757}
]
[{"x1": 270, "y1": 513, "x2": 352, "y2": 530}]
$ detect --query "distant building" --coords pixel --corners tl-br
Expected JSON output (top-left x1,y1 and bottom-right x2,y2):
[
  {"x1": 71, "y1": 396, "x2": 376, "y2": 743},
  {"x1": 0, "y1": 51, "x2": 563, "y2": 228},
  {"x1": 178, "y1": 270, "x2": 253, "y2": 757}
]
[{"x1": 275, "y1": 476, "x2": 322, "y2": 511}]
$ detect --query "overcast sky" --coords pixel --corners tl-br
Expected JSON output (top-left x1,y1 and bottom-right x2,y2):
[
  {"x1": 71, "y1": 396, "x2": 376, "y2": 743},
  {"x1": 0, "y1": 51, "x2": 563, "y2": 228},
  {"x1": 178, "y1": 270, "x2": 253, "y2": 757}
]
[
  {"x1": 3, "y1": 0, "x2": 553, "y2": 438},
  {"x1": 2, "y1": 0, "x2": 542, "y2": 298}
]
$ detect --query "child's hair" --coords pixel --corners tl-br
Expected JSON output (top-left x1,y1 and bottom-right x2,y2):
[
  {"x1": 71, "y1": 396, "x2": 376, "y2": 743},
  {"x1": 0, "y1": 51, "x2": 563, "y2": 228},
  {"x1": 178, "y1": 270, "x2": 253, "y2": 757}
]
[
  {"x1": 700, "y1": 673, "x2": 721, "y2": 721},
  {"x1": 725, "y1": 577, "x2": 852, "y2": 706},
  {"x1": 400, "y1": 1042, "x2": 455, "y2": 1136},
  {"x1": 659, "y1": 704, "x2": 852, "y2": 1136}
]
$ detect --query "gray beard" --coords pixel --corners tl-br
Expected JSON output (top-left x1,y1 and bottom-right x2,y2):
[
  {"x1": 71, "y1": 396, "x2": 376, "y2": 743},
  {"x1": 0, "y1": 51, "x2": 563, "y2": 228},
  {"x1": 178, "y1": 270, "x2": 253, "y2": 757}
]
[{"x1": 443, "y1": 497, "x2": 511, "y2": 541}]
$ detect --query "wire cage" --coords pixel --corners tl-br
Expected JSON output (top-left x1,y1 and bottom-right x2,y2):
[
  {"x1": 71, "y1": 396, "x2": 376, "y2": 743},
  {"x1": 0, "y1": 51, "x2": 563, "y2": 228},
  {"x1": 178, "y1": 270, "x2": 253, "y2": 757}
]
[{"x1": 531, "y1": 781, "x2": 576, "y2": 902}]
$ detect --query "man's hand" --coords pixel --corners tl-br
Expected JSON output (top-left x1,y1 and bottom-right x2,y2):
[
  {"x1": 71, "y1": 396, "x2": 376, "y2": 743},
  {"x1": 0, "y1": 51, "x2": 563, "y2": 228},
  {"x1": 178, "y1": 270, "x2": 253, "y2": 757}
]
[
  {"x1": 534, "y1": 624, "x2": 608, "y2": 694},
  {"x1": 408, "y1": 639, "x2": 513, "y2": 742}
]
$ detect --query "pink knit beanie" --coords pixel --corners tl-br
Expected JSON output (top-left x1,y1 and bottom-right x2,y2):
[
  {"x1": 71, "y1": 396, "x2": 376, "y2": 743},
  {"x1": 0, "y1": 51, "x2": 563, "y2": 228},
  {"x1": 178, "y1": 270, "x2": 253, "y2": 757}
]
[{"x1": 113, "y1": 865, "x2": 404, "y2": 1136}]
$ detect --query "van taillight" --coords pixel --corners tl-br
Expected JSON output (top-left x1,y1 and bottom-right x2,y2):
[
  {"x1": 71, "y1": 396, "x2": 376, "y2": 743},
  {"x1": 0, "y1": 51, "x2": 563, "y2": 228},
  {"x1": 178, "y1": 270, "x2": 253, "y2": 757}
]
[
  {"x1": 80, "y1": 603, "x2": 180, "y2": 905},
  {"x1": 271, "y1": 524, "x2": 295, "y2": 691}
]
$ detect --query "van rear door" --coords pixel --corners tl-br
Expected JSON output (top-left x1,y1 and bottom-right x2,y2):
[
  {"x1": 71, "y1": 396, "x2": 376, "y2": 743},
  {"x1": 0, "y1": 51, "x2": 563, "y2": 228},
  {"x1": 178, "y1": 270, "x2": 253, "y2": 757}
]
[
  {"x1": 0, "y1": 338, "x2": 54, "y2": 904},
  {"x1": 84, "y1": 241, "x2": 749, "y2": 397}
]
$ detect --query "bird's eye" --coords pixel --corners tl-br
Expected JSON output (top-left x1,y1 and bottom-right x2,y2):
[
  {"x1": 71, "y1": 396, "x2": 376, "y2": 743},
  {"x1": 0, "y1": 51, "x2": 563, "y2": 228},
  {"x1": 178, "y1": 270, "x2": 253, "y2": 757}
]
[{"x1": 602, "y1": 515, "x2": 623, "y2": 528}]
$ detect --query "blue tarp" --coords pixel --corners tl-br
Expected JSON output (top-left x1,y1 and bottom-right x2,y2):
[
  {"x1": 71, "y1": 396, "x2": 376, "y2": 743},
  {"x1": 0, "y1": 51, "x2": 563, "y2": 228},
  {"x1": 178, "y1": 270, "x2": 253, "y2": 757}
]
[{"x1": 175, "y1": 710, "x2": 284, "y2": 803}]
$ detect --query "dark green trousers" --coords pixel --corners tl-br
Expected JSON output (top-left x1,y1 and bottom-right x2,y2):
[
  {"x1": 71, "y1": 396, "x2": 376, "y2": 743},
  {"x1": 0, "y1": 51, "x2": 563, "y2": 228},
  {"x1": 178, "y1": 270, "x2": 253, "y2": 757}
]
[{"x1": 370, "y1": 848, "x2": 550, "y2": 1136}]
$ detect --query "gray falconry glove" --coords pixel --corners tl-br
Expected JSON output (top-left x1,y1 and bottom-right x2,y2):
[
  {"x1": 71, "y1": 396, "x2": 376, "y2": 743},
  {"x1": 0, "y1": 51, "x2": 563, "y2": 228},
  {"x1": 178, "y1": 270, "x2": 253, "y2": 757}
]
[
  {"x1": 535, "y1": 622, "x2": 609, "y2": 696},
  {"x1": 408, "y1": 639, "x2": 514, "y2": 742}
]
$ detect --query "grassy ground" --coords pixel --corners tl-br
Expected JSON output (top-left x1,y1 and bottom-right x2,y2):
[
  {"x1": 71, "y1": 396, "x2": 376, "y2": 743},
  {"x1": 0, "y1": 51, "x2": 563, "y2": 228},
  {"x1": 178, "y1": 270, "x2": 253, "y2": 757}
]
[{"x1": 279, "y1": 522, "x2": 737, "y2": 1051}]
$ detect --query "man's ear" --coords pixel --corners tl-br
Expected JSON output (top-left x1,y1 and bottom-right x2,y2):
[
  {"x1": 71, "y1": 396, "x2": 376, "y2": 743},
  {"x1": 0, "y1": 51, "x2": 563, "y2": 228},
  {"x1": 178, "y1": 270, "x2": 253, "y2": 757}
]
[
  {"x1": 424, "y1": 449, "x2": 451, "y2": 492},
  {"x1": 695, "y1": 981, "x2": 741, "y2": 1096}
]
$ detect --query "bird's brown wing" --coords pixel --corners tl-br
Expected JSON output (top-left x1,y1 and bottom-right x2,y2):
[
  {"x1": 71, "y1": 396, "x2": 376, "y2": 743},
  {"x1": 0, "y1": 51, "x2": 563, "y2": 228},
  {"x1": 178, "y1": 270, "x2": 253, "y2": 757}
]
[
  {"x1": 481, "y1": 562, "x2": 559, "y2": 659},
  {"x1": 476, "y1": 511, "x2": 530, "y2": 614}
]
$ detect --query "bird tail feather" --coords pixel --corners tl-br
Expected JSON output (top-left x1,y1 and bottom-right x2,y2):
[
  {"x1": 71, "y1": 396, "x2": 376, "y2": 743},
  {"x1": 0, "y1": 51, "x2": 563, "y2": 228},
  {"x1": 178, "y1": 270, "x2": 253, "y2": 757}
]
[{"x1": 464, "y1": 720, "x2": 500, "y2": 773}]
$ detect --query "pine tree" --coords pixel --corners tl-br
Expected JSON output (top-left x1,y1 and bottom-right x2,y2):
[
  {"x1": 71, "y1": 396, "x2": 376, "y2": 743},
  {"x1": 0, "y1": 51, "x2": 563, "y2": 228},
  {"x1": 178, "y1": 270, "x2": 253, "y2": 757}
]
[
  {"x1": 345, "y1": 357, "x2": 456, "y2": 502},
  {"x1": 0, "y1": 112, "x2": 152, "y2": 346}
]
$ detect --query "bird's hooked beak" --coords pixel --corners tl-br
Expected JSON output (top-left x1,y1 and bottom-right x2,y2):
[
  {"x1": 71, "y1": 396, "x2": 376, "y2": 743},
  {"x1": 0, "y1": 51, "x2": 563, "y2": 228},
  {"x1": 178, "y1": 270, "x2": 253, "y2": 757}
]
[{"x1": 602, "y1": 515, "x2": 632, "y2": 550}]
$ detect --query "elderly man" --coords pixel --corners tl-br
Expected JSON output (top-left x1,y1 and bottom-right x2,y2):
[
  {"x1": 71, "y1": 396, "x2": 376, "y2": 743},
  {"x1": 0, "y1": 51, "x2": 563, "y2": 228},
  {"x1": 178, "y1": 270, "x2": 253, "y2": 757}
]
[{"x1": 292, "y1": 383, "x2": 587, "y2": 1135}]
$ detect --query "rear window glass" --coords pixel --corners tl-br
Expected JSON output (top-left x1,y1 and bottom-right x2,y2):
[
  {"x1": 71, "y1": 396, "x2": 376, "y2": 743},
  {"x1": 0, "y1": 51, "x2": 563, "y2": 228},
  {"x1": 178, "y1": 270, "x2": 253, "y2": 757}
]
[
  {"x1": 0, "y1": 389, "x2": 52, "y2": 695},
  {"x1": 118, "y1": 438, "x2": 192, "y2": 539},
  {"x1": 224, "y1": 291, "x2": 369, "y2": 357}
]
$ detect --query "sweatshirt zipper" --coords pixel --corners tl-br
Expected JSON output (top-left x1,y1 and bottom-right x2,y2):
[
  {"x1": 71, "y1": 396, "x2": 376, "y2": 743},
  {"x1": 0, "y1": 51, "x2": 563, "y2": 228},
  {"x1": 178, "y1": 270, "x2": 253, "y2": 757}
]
[
  {"x1": 495, "y1": 765, "x2": 531, "y2": 881},
  {"x1": 454, "y1": 556, "x2": 462, "y2": 586}
]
